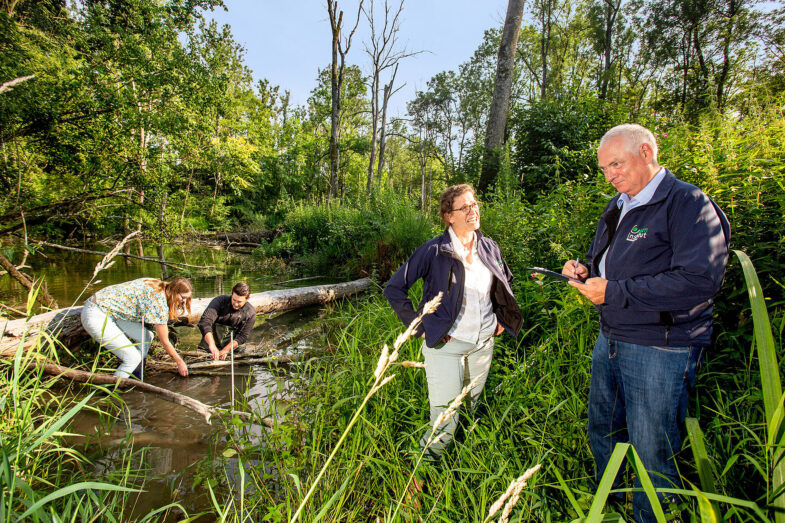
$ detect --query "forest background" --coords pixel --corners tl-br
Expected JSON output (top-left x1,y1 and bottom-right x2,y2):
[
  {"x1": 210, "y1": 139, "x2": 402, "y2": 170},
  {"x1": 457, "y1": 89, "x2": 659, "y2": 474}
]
[{"x1": 2, "y1": 0, "x2": 785, "y2": 521}]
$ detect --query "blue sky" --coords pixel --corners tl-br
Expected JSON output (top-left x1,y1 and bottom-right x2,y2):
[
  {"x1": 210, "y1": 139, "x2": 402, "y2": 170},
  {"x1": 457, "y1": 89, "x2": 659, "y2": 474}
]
[{"x1": 207, "y1": 0, "x2": 509, "y2": 116}]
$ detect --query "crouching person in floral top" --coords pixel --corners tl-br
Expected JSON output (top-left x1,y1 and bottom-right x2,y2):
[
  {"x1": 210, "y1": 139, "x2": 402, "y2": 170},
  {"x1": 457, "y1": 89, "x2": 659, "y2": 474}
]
[{"x1": 81, "y1": 277, "x2": 193, "y2": 379}]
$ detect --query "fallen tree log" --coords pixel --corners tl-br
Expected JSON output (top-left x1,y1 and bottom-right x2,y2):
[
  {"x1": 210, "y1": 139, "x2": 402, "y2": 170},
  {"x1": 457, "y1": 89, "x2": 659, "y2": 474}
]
[
  {"x1": 1, "y1": 278, "x2": 371, "y2": 355},
  {"x1": 34, "y1": 362, "x2": 272, "y2": 426},
  {"x1": 149, "y1": 350, "x2": 324, "y2": 373},
  {"x1": 0, "y1": 250, "x2": 58, "y2": 309}
]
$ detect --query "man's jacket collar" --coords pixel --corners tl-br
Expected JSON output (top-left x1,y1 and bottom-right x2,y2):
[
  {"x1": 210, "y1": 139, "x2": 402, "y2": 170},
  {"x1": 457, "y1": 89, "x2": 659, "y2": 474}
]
[{"x1": 608, "y1": 168, "x2": 677, "y2": 210}]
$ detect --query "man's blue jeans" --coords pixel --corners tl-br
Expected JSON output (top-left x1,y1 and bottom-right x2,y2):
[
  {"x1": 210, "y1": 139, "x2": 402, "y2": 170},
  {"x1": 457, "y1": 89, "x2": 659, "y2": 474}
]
[{"x1": 589, "y1": 332, "x2": 704, "y2": 522}]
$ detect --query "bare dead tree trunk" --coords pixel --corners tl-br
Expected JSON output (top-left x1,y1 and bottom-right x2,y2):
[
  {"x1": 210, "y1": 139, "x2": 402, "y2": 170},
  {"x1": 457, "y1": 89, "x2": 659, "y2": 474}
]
[
  {"x1": 477, "y1": 0, "x2": 525, "y2": 195},
  {"x1": 328, "y1": 2, "x2": 342, "y2": 199},
  {"x1": 540, "y1": 0, "x2": 553, "y2": 100},
  {"x1": 419, "y1": 126, "x2": 427, "y2": 210},
  {"x1": 327, "y1": 0, "x2": 364, "y2": 201},
  {"x1": 180, "y1": 167, "x2": 193, "y2": 229},
  {"x1": 376, "y1": 63, "x2": 399, "y2": 183},
  {"x1": 367, "y1": 67, "x2": 380, "y2": 193},
  {"x1": 716, "y1": 0, "x2": 740, "y2": 109},
  {"x1": 130, "y1": 79, "x2": 148, "y2": 257},
  {"x1": 157, "y1": 189, "x2": 168, "y2": 281},
  {"x1": 362, "y1": 0, "x2": 414, "y2": 194}
]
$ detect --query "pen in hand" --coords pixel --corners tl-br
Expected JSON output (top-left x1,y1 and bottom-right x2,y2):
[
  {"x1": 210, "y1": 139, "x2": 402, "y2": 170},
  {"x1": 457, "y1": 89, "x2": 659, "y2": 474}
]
[{"x1": 573, "y1": 257, "x2": 580, "y2": 277}]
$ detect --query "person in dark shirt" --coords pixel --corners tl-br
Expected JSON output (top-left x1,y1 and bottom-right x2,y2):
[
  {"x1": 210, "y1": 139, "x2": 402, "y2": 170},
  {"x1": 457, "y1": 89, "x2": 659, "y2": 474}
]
[{"x1": 198, "y1": 282, "x2": 257, "y2": 361}]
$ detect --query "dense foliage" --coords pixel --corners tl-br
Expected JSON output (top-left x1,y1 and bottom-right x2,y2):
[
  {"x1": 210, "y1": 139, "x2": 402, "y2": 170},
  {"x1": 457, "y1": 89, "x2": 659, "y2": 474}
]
[
  {"x1": 2, "y1": 0, "x2": 785, "y2": 520},
  {"x1": 2, "y1": 0, "x2": 782, "y2": 239}
]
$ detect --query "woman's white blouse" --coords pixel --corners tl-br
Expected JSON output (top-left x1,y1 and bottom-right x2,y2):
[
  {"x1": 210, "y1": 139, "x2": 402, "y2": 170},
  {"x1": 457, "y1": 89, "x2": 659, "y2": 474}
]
[{"x1": 447, "y1": 227, "x2": 496, "y2": 344}]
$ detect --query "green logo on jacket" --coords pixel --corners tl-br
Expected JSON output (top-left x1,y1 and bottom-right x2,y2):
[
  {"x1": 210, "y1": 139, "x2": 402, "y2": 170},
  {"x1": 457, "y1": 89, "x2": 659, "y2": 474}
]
[{"x1": 626, "y1": 225, "x2": 648, "y2": 242}]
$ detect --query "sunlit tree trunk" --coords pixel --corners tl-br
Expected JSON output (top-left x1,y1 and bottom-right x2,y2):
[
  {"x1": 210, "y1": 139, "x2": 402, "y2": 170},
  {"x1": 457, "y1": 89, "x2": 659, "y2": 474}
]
[
  {"x1": 327, "y1": 0, "x2": 364, "y2": 201},
  {"x1": 477, "y1": 0, "x2": 524, "y2": 195}
]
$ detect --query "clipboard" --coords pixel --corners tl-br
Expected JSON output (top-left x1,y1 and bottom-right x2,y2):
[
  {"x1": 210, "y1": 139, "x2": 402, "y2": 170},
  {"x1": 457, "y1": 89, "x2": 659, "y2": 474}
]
[{"x1": 527, "y1": 266, "x2": 584, "y2": 284}]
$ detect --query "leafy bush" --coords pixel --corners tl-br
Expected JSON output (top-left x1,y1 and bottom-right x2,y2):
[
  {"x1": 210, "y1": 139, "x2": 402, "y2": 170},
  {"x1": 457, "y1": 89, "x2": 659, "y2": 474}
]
[
  {"x1": 510, "y1": 94, "x2": 627, "y2": 201},
  {"x1": 481, "y1": 181, "x2": 609, "y2": 279},
  {"x1": 659, "y1": 99, "x2": 785, "y2": 310},
  {"x1": 255, "y1": 192, "x2": 437, "y2": 279}
]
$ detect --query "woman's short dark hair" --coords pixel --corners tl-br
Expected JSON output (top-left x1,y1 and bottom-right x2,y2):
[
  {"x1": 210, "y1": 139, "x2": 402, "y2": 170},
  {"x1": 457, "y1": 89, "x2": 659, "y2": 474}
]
[
  {"x1": 439, "y1": 184, "x2": 475, "y2": 224},
  {"x1": 232, "y1": 282, "x2": 251, "y2": 297}
]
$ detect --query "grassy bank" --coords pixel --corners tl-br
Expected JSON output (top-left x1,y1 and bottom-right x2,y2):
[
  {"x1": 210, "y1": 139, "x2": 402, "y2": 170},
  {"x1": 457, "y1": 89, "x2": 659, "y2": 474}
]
[
  {"x1": 0, "y1": 332, "x2": 188, "y2": 521},
  {"x1": 202, "y1": 245, "x2": 781, "y2": 521}
]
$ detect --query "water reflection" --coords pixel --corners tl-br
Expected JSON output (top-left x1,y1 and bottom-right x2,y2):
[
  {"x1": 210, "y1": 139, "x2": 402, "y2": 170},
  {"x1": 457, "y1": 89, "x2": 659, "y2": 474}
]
[
  {"x1": 0, "y1": 242, "x2": 332, "y2": 310},
  {"x1": 69, "y1": 328, "x2": 310, "y2": 520}
]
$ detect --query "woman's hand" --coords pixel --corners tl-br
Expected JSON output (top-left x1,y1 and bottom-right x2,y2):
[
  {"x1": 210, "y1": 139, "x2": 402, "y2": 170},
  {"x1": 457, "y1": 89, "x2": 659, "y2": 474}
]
[{"x1": 155, "y1": 324, "x2": 189, "y2": 377}]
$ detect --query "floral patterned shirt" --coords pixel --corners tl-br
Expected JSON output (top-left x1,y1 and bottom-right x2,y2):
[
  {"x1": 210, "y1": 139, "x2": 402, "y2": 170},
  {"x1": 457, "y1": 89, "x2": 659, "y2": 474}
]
[{"x1": 92, "y1": 278, "x2": 169, "y2": 324}]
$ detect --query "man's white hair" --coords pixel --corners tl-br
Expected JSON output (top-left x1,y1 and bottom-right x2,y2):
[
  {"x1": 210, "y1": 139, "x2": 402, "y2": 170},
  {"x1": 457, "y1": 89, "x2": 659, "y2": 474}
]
[{"x1": 599, "y1": 124, "x2": 658, "y2": 164}]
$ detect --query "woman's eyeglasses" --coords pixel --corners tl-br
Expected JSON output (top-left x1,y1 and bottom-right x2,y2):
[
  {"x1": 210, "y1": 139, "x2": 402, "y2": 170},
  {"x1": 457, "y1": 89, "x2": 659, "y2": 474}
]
[{"x1": 451, "y1": 201, "x2": 481, "y2": 214}]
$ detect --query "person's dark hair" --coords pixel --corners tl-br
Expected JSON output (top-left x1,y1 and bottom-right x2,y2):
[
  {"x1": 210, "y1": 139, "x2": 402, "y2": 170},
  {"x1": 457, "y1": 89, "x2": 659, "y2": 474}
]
[
  {"x1": 439, "y1": 184, "x2": 475, "y2": 225},
  {"x1": 232, "y1": 282, "x2": 251, "y2": 298}
]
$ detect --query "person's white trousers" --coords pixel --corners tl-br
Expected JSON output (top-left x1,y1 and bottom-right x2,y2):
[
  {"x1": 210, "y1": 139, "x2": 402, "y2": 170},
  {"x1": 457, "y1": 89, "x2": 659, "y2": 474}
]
[
  {"x1": 419, "y1": 336, "x2": 494, "y2": 455},
  {"x1": 81, "y1": 301, "x2": 153, "y2": 378}
]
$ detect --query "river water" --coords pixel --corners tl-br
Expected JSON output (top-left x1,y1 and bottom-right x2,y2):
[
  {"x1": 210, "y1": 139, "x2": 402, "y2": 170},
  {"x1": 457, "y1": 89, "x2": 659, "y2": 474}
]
[{"x1": 1, "y1": 242, "x2": 330, "y2": 519}]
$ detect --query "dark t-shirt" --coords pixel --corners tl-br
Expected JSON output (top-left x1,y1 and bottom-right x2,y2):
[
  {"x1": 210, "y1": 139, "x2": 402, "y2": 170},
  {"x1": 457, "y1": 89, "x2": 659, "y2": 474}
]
[{"x1": 197, "y1": 295, "x2": 257, "y2": 346}]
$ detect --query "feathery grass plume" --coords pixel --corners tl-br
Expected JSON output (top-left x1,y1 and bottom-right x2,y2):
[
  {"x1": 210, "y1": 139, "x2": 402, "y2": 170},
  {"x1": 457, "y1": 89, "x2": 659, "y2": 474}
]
[
  {"x1": 0, "y1": 75, "x2": 35, "y2": 95},
  {"x1": 431, "y1": 375, "x2": 481, "y2": 433},
  {"x1": 292, "y1": 292, "x2": 445, "y2": 522},
  {"x1": 393, "y1": 292, "x2": 443, "y2": 350},
  {"x1": 390, "y1": 373, "x2": 484, "y2": 522},
  {"x1": 371, "y1": 374, "x2": 396, "y2": 394},
  {"x1": 420, "y1": 292, "x2": 443, "y2": 316},
  {"x1": 90, "y1": 230, "x2": 140, "y2": 281},
  {"x1": 486, "y1": 464, "x2": 542, "y2": 523},
  {"x1": 374, "y1": 344, "x2": 390, "y2": 380},
  {"x1": 396, "y1": 361, "x2": 425, "y2": 368}
]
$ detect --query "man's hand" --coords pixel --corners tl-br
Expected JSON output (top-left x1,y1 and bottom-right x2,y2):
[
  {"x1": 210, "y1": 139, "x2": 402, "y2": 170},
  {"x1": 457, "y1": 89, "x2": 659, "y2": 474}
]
[
  {"x1": 218, "y1": 347, "x2": 232, "y2": 360},
  {"x1": 562, "y1": 260, "x2": 589, "y2": 281},
  {"x1": 494, "y1": 323, "x2": 505, "y2": 336},
  {"x1": 209, "y1": 344, "x2": 220, "y2": 361},
  {"x1": 568, "y1": 277, "x2": 607, "y2": 305}
]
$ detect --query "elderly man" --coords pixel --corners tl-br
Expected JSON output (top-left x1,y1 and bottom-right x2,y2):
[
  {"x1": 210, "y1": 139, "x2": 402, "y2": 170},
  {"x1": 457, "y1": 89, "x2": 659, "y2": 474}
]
[
  {"x1": 562, "y1": 124, "x2": 730, "y2": 521},
  {"x1": 198, "y1": 282, "x2": 257, "y2": 361}
]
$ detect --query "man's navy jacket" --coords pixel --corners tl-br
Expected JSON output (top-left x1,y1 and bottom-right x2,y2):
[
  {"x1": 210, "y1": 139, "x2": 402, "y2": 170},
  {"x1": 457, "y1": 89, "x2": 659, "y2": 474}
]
[{"x1": 586, "y1": 169, "x2": 731, "y2": 347}]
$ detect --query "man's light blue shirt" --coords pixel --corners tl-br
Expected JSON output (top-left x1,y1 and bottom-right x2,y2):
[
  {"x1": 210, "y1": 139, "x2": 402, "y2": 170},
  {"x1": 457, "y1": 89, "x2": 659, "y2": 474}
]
[{"x1": 599, "y1": 167, "x2": 666, "y2": 278}]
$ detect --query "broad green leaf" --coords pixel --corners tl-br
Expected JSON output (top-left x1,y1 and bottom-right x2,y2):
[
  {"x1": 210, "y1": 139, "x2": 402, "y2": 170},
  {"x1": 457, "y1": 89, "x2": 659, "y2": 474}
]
[
  {"x1": 734, "y1": 250, "x2": 785, "y2": 522},
  {"x1": 19, "y1": 482, "x2": 140, "y2": 520},
  {"x1": 627, "y1": 445, "x2": 667, "y2": 523},
  {"x1": 586, "y1": 443, "x2": 628, "y2": 522},
  {"x1": 553, "y1": 467, "x2": 585, "y2": 518}
]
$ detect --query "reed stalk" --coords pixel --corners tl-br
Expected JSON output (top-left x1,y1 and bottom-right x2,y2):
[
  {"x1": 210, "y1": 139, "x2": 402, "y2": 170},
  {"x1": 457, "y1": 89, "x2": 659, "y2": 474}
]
[{"x1": 289, "y1": 293, "x2": 443, "y2": 523}]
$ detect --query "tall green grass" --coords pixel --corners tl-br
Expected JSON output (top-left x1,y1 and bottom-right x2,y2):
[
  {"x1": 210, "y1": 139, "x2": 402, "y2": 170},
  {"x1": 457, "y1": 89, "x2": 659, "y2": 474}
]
[
  {"x1": 255, "y1": 192, "x2": 437, "y2": 280},
  {"x1": 198, "y1": 247, "x2": 784, "y2": 522},
  {"x1": 0, "y1": 330, "x2": 193, "y2": 522}
]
